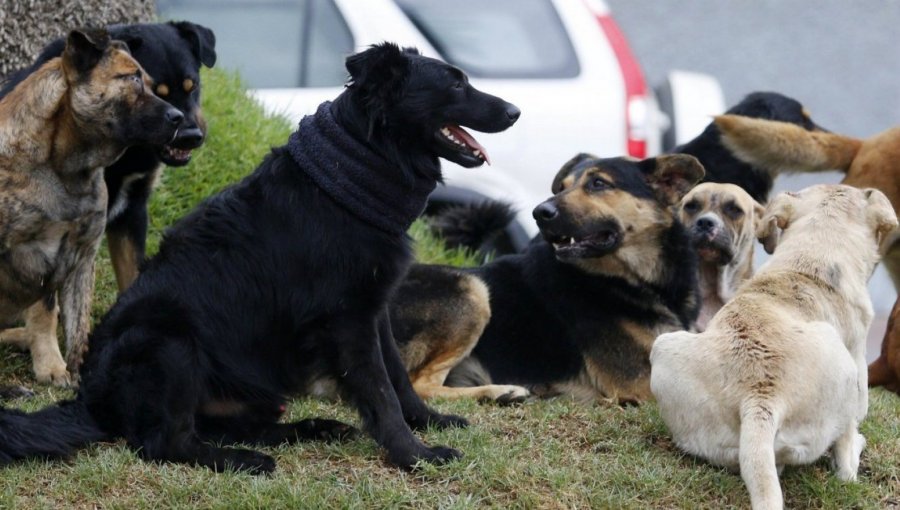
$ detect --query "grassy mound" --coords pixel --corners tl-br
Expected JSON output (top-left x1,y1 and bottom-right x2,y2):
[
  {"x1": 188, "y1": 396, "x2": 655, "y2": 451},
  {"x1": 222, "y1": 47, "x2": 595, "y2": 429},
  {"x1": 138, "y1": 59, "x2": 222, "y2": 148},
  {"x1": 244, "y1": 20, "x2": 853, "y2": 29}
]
[{"x1": 0, "y1": 68, "x2": 896, "y2": 509}]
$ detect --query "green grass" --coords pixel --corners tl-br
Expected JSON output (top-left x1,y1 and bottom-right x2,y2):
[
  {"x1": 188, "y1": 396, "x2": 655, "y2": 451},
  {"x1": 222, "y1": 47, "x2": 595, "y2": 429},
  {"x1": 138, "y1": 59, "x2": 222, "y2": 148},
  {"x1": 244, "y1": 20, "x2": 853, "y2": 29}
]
[{"x1": 1, "y1": 68, "x2": 898, "y2": 509}]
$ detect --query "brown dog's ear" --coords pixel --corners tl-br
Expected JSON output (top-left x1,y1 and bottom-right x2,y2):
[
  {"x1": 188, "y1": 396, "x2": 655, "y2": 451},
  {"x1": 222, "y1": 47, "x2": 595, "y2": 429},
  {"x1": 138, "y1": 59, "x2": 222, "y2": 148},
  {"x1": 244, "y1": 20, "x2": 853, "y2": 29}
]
[
  {"x1": 756, "y1": 191, "x2": 796, "y2": 254},
  {"x1": 639, "y1": 154, "x2": 705, "y2": 205},
  {"x1": 863, "y1": 188, "x2": 899, "y2": 253},
  {"x1": 172, "y1": 21, "x2": 217, "y2": 68},
  {"x1": 551, "y1": 153, "x2": 599, "y2": 194},
  {"x1": 64, "y1": 28, "x2": 110, "y2": 76},
  {"x1": 753, "y1": 200, "x2": 766, "y2": 227}
]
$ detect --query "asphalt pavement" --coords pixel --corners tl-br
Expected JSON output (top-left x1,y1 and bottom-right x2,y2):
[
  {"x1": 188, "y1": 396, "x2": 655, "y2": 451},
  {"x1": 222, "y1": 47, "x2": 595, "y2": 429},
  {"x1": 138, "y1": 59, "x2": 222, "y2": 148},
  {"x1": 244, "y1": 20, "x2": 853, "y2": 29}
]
[{"x1": 607, "y1": 0, "x2": 900, "y2": 359}]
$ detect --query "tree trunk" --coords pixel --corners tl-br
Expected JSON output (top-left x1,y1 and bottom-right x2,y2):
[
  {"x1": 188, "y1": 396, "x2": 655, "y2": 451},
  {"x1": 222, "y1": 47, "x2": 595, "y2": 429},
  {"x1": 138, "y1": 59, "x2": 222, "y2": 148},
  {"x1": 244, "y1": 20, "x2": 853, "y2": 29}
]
[{"x1": 0, "y1": 0, "x2": 155, "y2": 78}]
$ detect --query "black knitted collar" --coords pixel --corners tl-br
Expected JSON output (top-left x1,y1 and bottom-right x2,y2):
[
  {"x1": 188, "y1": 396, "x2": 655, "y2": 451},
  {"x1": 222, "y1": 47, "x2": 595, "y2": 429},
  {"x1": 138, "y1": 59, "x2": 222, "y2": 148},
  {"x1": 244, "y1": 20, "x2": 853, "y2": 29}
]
[{"x1": 286, "y1": 102, "x2": 437, "y2": 236}]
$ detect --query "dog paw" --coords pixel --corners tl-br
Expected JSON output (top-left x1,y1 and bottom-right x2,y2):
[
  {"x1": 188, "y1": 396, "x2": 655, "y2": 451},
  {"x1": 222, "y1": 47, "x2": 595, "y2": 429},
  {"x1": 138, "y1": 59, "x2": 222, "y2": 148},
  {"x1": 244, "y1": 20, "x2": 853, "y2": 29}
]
[
  {"x1": 225, "y1": 448, "x2": 277, "y2": 475},
  {"x1": 0, "y1": 385, "x2": 34, "y2": 400},
  {"x1": 411, "y1": 412, "x2": 469, "y2": 431},
  {"x1": 392, "y1": 444, "x2": 463, "y2": 470},
  {"x1": 482, "y1": 385, "x2": 531, "y2": 405},
  {"x1": 33, "y1": 358, "x2": 71, "y2": 387},
  {"x1": 300, "y1": 418, "x2": 359, "y2": 442}
]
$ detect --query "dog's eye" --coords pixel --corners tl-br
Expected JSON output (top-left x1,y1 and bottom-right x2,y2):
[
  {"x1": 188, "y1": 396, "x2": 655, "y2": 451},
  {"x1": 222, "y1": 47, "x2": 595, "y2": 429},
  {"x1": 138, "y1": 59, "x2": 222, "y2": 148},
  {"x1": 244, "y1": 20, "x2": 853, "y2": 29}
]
[
  {"x1": 588, "y1": 177, "x2": 611, "y2": 191},
  {"x1": 723, "y1": 202, "x2": 744, "y2": 218},
  {"x1": 453, "y1": 81, "x2": 464, "y2": 90},
  {"x1": 129, "y1": 73, "x2": 144, "y2": 92},
  {"x1": 682, "y1": 200, "x2": 700, "y2": 213}
]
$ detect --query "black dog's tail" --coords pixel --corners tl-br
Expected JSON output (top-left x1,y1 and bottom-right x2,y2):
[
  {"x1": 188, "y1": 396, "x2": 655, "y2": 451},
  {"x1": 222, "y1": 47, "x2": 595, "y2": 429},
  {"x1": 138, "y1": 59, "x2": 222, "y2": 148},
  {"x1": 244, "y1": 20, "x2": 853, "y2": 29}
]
[
  {"x1": 0, "y1": 399, "x2": 107, "y2": 464},
  {"x1": 429, "y1": 201, "x2": 516, "y2": 253}
]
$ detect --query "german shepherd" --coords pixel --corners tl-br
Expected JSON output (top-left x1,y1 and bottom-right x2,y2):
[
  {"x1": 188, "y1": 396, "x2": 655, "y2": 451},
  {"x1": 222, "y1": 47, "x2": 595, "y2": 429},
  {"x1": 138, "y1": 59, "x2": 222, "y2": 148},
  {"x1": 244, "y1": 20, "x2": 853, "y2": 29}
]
[
  {"x1": 391, "y1": 153, "x2": 703, "y2": 404},
  {"x1": 0, "y1": 21, "x2": 217, "y2": 291},
  {"x1": 0, "y1": 43, "x2": 519, "y2": 473},
  {"x1": 0, "y1": 29, "x2": 183, "y2": 385}
]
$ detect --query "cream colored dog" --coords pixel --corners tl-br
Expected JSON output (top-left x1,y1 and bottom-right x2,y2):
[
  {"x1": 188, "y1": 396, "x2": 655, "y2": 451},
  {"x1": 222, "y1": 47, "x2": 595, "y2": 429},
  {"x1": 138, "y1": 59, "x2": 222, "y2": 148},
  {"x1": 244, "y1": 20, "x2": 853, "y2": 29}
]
[
  {"x1": 680, "y1": 183, "x2": 764, "y2": 331},
  {"x1": 651, "y1": 184, "x2": 897, "y2": 510}
]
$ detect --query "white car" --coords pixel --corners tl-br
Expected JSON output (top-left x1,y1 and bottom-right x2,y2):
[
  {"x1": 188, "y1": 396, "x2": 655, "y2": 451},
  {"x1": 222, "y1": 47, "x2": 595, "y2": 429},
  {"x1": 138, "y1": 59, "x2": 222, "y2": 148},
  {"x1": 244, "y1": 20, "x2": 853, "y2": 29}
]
[{"x1": 158, "y1": 0, "x2": 725, "y2": 249}]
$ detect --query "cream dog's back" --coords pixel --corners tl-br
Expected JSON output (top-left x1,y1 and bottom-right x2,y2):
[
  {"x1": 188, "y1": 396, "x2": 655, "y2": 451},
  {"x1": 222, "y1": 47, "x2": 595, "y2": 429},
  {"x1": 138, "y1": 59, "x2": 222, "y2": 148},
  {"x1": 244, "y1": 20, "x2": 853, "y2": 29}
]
[{"x1": 651, "y1": 184, "x2": 897, "y2": 510}]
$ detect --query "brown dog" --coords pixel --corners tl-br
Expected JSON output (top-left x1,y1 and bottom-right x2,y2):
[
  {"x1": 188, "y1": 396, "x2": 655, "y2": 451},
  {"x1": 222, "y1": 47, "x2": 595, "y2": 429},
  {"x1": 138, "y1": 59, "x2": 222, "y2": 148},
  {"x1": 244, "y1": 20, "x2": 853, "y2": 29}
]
[
  {"x1": 869, "y1": 298, "x2": 900, "y2": 394},
  {"x1": 679, "y1": 182, "x2": 765, "y2": 331},
  {"x1": 714, "y1": 114, "x2": 900, "y2": 288},
  {"x1": 0, "y1": 29, "x2": 182, "y2": 385}
]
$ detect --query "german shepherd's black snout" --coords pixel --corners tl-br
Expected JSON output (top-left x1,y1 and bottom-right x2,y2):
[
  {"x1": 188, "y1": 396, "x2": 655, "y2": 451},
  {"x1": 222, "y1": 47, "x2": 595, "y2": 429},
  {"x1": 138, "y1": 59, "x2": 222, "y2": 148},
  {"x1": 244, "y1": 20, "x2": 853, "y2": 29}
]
[{"x1": 533, "y1": 200, "x2": 559, "y2": 222}]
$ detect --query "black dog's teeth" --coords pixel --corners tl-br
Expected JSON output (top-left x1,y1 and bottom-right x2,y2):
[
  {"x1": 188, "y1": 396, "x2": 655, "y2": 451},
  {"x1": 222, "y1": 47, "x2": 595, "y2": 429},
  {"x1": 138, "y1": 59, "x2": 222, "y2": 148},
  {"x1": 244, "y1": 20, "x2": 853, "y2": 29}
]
[{"x1": 440, "y1": 127, "x2": 483, "y2": 160}]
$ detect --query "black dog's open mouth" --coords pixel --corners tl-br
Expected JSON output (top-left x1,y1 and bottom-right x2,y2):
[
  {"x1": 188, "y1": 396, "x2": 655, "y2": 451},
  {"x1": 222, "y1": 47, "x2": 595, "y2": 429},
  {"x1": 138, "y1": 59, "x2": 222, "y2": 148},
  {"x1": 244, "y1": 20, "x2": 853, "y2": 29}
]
[
  {"x1": 437, "y1": 124, "x2": 490, "y2": 165},
  {"x1": 160, "y1": 144, "x2": 194, "y2": 166},
  {"x1": 545, "y1": 229, "x2": 622, "y2": 260}
]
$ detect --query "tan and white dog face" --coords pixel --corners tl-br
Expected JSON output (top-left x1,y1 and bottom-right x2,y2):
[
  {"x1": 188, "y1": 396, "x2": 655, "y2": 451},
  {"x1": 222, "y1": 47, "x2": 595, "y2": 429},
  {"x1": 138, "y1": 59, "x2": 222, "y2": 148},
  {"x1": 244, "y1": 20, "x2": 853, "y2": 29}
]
[{"x1": 679, "y1": 182, "x2": 764, "y2": 265}]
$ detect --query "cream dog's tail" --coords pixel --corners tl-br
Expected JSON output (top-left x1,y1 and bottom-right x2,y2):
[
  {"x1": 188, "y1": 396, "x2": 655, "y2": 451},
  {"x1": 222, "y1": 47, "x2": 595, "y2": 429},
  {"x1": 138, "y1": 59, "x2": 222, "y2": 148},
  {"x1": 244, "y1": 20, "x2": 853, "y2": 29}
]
[
  {"x1": 715, "y1": 115, "x2": 862, "y2": 175},
  {"x1": 739, "y1": 403, "x2": 783, "y2": 510}
]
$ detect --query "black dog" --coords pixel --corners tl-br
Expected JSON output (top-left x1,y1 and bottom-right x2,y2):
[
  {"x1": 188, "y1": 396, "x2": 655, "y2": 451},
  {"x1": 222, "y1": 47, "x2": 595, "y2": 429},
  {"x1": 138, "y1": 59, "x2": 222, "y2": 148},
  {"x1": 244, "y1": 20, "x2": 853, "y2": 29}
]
[
  {"x1": 677, "y1": 91, "x2": 827, "y2": 203},
  {"x1": 0, "y1": 43, "x2": 519, "y2": 473},
  {"x1": 0, "y1": 21, "x2": 216, "y2": 291}
]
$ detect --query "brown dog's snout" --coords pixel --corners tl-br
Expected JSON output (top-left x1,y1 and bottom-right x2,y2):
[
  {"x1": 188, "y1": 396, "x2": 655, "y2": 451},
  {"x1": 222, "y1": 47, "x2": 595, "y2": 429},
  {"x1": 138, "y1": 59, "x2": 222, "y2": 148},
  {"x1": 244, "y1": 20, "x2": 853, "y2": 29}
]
[{"x1": 533, "y1": 201, "x2": 559, "y2": 223}]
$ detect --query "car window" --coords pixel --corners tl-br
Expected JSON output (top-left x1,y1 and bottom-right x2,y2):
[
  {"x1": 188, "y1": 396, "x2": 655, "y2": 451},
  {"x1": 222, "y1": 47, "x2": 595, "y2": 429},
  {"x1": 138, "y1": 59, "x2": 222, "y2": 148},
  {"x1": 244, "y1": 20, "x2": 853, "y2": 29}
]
[
  {"x1": 157, "y1": 0, "x2": 353, "y2": 88},
  {"x1": 394, "y1": 0, "x2": 579, "y2": 79}
]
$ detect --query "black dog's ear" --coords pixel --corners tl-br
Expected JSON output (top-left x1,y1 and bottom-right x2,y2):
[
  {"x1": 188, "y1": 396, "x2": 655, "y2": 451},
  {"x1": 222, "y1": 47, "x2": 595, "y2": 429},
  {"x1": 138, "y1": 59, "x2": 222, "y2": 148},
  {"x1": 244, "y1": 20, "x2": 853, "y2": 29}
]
[
  {"x1": 63, "y1": 28, "x2": 111, "y2": 76},
  {"x1": 171, "y1": 21, "x2": 217, "y2": 68},
  {"x1": 638, "y1": 154, "x2": 705, "y2": 205},
  {"x1": 114, "y1": 31, "x2": 144, "y2": 54},
  {"x1": 345, "y1": 42, "x2": 413, "y2": 89},
  {"x1": 345, "y1": 42, "x2": 415, "y2": 136},
  {"x1": 551, "y1": 153, "x2": 599, "y2": 194}
]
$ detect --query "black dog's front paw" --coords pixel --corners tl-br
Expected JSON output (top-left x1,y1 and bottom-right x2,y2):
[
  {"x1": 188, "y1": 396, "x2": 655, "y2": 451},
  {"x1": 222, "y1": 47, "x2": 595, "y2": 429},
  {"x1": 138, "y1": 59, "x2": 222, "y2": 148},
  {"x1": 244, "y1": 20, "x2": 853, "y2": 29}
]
[
  {"x1": 224, "y1": 448, "x2": 277, "y2": 475},
  {"x1": 391, "y1": 444, "x2": 463, "y2": 470},
  {"x1": 298, "y1": 418, "x2": 360, "y2": 442},
  {"x1": 407, "y1": 412, "x2": 469, "y2": 431}
]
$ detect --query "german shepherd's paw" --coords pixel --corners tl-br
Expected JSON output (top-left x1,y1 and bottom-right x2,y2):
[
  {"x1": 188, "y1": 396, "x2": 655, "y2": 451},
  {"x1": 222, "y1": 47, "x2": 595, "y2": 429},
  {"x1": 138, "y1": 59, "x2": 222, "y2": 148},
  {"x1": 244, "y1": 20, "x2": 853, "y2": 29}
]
[
  {"x1": 297, "y1": 418, "x2": 359, "y2": 442},
  {"x1": 481, "y1": 385, "x2": 531, "y2": 405}
]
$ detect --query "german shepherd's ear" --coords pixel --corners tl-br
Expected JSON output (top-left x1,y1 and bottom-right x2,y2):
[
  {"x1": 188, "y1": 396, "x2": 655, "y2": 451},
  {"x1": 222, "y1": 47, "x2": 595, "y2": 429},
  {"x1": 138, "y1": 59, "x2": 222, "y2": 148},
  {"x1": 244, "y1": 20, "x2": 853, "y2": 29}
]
[
  {"x1": 864, "y1": 188, "x2": 899, "y2": 254},
  {"x1": 551, "y1": 153, "x2": 599, "y2": 194},
  {"x1": 639, "y1": 154, "x2": 705, "y2": 205},
  {"x1": 63, "y1": 28, "x2": 110, "y2": 76},
  {"x1": 172, "y1": 21, "x2": 217, "y2": 68},
  {"x1": 756, "y1": 191, "x2": 796, "y2": 254}
]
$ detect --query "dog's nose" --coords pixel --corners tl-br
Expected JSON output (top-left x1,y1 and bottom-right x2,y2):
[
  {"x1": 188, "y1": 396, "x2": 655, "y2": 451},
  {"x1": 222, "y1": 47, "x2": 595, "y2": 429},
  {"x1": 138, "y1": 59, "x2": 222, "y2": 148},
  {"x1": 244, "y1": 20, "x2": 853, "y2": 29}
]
[
  {"x1": 696, "y1": 217, "x2": 716, "y2": 231},
  {"x1": 533, "y1": 201, "x2": 558, "y2": 222},
  {"x1": 165, "y1": 108, "x2": 184, "y2": 126},
  {"x1": 174, "y1": 126, "x2": 204, "y2": 148},
  {"x1": 506, "y1": 105, "x2": 521, "y2": 123}
]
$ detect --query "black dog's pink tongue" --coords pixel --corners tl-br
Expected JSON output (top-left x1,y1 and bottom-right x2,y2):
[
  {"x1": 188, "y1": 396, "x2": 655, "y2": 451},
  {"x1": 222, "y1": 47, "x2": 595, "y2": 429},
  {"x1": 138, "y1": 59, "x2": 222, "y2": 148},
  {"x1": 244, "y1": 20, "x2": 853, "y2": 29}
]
[{"x1": 446, "y1": 125, "x2": 491, "y2": 165}]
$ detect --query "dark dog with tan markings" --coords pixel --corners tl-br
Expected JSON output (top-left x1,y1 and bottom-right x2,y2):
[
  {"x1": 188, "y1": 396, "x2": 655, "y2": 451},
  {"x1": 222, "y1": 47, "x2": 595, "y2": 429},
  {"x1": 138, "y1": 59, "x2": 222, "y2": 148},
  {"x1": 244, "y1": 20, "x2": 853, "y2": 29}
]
[
  {"x1": 391, "y1": 153, "x2": 703, "y2": 404},
  {"x1": 0, "y1": 29, "x2": 182, "y2": 385},
  {"x1": 679, "y1": 183, "x2": 764, "y2": 331}
]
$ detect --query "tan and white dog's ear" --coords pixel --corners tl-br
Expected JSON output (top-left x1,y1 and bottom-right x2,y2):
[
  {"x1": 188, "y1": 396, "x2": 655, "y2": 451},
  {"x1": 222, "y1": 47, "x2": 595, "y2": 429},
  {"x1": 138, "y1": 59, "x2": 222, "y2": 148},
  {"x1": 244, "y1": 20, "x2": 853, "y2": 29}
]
[
  {"x1": 756, "y1": 192, "x2": 796, "y2": 254},
  {"x1": 752, "y1": 200, "x2": 766, "y2": 227},
  {"x1": 864, "y1": 188, "x2": 899, "y2": 253},
  {"x1": 640, "y1": 154, "x2": 706, "y2": 205}
]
